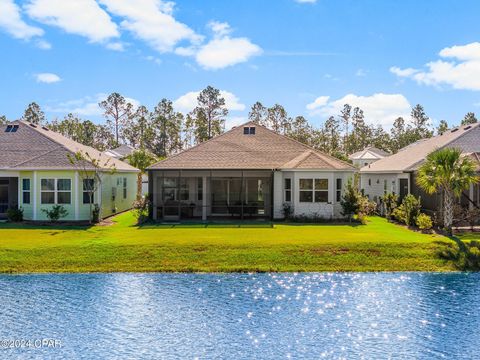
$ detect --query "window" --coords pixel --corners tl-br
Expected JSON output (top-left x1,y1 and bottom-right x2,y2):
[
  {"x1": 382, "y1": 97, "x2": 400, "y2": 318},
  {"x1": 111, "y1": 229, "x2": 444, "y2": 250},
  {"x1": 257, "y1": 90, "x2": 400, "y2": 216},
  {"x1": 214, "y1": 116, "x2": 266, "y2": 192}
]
[
  {"x1": 83, "y1": 179, "x2": 95, "y2": 204},
  {"x1": 299, "y1": 178, "x2": 329, "y2": 203},
  {"x1": 41, "y1": 179, "x2": 71, "y2": 204},
  {"x1": 314, "y1": 179, "x2": 329, "y2": 203},
  {"x1": 299, "y1": 179, "x2": 313, "y2": 202},
  {"x1": 284, "y1": 178, "x2": 291, "y2": 202},
  {"x1": 41, "y1": 179, "x2": 55, "y2": 204},
  {"x1": 368, "y1": 178, "x2": 371, "y2": 186},
  {"x1": 57, "y1": 179, "x2": 71, "y2": 204},
  {"x1": 384, "y1": 179, "x2": 388, "y2": 195},
  {"x1": 22, "y1": 179, "x2": 30, "y2": 204},
  {"x1": 197, "y1": 177, "x2": 203, "y2": 201},
  {"x1": 336, "y1": 178, "x2": 342, "y2": 202},
  {"x1": 123, "y1": 177, "x2": 127, "y2": 199}
]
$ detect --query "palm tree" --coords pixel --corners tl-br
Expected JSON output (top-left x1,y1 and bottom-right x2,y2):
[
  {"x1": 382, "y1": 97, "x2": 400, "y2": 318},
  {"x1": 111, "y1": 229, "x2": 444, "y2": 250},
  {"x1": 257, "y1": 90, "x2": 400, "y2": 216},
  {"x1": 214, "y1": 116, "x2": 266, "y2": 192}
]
[
  {"x1": 416, "y1": 148, "x2": 478, "y2": 235},
  {"x1": 126, "y1": 150, "x2": 158, "y2": 199}
]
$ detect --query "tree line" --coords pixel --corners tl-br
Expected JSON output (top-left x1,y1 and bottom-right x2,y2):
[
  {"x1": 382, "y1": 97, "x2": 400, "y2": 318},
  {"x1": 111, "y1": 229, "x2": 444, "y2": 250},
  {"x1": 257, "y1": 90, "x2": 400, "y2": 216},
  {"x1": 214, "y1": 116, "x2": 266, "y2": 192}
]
[{"x1": 0, "y1": 86, "x2": 478, "y2": 161}]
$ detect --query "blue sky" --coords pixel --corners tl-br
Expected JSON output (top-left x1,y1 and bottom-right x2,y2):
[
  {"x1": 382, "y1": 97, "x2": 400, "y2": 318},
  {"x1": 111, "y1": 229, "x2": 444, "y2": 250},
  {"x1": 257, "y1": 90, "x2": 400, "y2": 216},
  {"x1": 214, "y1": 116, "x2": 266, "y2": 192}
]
[{"x1": 1, "y1": 0, "x2": 480, "y2": 130}]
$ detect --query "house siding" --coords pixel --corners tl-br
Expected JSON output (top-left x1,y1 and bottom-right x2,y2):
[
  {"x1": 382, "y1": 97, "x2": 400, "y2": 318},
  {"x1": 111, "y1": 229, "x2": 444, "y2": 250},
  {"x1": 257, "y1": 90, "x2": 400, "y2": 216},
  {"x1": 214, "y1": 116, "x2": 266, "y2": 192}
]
[
  {"x1": 100, "y1": 172, "x2": 137, "y2": 218},
  {"x1": 360, "y1": 173, "x2": 410, "y2": 203}
]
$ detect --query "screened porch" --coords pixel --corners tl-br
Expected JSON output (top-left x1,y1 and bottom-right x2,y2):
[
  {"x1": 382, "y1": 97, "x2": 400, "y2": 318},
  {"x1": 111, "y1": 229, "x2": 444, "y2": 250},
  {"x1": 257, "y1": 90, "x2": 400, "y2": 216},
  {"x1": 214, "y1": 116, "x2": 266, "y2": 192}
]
[{"x1": 150, "y1": 170, "x2": 273, "y2": 221}]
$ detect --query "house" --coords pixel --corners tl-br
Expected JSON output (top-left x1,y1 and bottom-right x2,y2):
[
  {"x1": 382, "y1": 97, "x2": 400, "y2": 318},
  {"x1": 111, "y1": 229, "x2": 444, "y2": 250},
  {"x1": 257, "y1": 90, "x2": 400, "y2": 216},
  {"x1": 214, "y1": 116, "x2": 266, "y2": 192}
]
[
  {"x1": 106, "y1": 144, "x2": 148, "y2": 195},
  {"x1": 0, "y1": 121, "x2": 139, "y2": 221},
  {"x1": 360, "y1": 122, "x2": 480, "y2": 212},
  {"x1": 349, "y1": 146, "x2": 390, "y2": 168},
  {"x1": 147, "y1": 122, "x2": 356, "y2": 221}
]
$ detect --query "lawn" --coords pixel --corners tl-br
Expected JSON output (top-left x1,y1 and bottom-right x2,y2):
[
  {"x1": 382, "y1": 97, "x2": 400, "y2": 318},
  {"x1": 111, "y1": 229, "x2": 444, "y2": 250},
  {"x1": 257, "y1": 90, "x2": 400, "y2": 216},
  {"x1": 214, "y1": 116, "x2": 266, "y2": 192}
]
[{"x1": 0, "y1": 212, "x2": 460, "y2": 273}]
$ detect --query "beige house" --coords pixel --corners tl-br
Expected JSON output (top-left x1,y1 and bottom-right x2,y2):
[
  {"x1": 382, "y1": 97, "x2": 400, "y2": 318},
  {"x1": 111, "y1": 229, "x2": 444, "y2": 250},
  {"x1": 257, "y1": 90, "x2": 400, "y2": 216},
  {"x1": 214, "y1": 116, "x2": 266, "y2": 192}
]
[
  {"x1": 147, "y1": 122, "x2": 356, "y2": 221},
  {"x1": 360, "y1": 123, "x2": 480, "y2": 212}
]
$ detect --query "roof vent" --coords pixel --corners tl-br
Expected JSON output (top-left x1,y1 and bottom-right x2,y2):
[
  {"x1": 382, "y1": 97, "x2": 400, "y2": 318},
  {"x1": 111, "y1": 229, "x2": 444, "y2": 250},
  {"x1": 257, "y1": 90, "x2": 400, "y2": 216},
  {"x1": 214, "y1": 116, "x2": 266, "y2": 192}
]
[
  {"x1": 243, "y1": 126, "x2": 256, "y2": 135},
  {"x1": 464, "y1": 125, "x2": 472, "y2": 130},
  {"x1": 29, "y1": 123, "x2": 37, "y2": 128},
  {"x1": 42, "y1": 126, "x2": 49, "y2": 131},
  {"x1": 451, "y1": 128, "x2": 458, "y2": 133}
]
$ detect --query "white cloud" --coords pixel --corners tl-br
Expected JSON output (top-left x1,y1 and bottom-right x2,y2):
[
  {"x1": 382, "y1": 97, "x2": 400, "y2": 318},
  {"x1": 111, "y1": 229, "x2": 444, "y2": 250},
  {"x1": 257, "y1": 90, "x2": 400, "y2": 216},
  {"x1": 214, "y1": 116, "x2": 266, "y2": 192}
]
[
  {"x1": 46, "y1": 93, "x2": 140, "y2": 117},
  {"x1": 35, "y1": 39, "x2": 51, "y2": 49},
  {"x1": 307, "y1": 93, "x2": 411, "y2": 128},
  {"x1": 105, "y1": 42, "x2": 125, "y2": 51},
  {"x1": 35, "y1": 72, "x2": 61, "y2": 83},
  {"x1": 306, "y1": 96, "x2": 330, "y2": 110},
  {"x1": 173, "y1": 89, "x2": 245, "y2": 113},
  {"x1": 355, "y1": 68, "x2": 367, "y2": 77},
  {"x1": 25, "y1": 0, "x2": 119, "y2": 43},
  {"x1": 0, "y1": 0, "x2": 44, "y2": 39},
  {"x1": 390, "y1": 42, "x2": 480, "y2": 91},
  {"x1": 192, "y1": 21, "x2": 261, "y2": 70},
  {"x1": 226, "y1": 116, "x2": 247, "y2": 130},
  {"x1": 295, "y1": 0, "x2": 318, "y2": 3},
  {"x1": 99, "y1": 0, "x2": 202, "y2": 53}
]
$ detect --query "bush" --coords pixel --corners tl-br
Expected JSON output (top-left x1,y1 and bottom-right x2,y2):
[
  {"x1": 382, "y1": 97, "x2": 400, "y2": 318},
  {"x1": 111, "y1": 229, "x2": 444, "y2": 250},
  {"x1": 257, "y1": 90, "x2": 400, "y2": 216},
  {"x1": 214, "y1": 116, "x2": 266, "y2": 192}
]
[
  {"x1": 132, "y1": 197, "x2": 150, "y2": 224},
  {"x1": 6, "y1": 207, "x2": 23, "y2": 222},
  {"x1": 41, "y1": 205, "x2": 68, "y2": 222},
  {"x1": 340, "y1": 178, "x2": 360, "y2": 219},
  {"x1": 358, "y1": 196, "x2": 377, "y2": 216},
  {"x1": 381, "y1": 193, "x2": 398, "y2": 220},
  {"x1": 92, "y1": 204, "x2": 100, "y2": 223},
  {"x1": 416, "y1": 213, "x2": 433, "y2": 231},
  {"x1": 392, "y1": 194, "x2": 421, "y2": 226},
  {"x1": 282, "y1": 202, "x2": 293, "y2": 220}
]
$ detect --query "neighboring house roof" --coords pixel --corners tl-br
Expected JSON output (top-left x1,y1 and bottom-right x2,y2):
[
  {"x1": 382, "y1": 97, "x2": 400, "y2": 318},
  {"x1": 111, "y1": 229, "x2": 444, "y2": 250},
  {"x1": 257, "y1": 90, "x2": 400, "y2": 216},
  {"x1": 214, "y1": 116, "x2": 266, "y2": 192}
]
[
  {"x1": 105, "y1": 144, "x2": 136, "y2": 159},
  {"x1": 466, "y1": 152, "x2": 480, "y2": 172},
  {"x1": 0, "y1": 121, "x2": 139, "y2": 172},
  {"x1": 349, "y1": 147, "x2": 390, "y2": 161},
  {"x1": 149, "y1": 121, "x2": 355, "y2": 171},
  {"x1": 361, "y1": 122, "x2": 480, "y2": 173}
]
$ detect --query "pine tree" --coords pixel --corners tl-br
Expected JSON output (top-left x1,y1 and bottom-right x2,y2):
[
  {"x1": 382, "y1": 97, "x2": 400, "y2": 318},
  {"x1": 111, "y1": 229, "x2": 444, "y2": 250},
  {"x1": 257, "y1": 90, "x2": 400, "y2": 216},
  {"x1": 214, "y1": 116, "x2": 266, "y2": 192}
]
[
  {"x1": 436, "y1": 120, "x2": 449, "y2": 135},
  {"x1": 22, "y1": 102, "x2": 45, "y2": 124},
  {"x1": 99, "y1": 92, "x2": 134, "y2": 146},
  {"x1": 248, "y1": 101, "x2": 267, "y2": 125},
  {"x1": 191, "y1": 86, "x2": 227, "y2": 143},
  {"x1": 461, "y1": 112, "x2": 478, "y2": 125}
]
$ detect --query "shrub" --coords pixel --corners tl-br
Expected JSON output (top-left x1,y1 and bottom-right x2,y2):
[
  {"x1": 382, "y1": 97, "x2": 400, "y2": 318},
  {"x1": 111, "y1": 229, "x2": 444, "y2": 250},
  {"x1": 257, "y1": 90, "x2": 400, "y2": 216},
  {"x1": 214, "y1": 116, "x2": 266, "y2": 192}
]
[
  {"x1": 41, "y1": 205, "x2": 68, "y2": 222},
  {"x1": 132, "y1": 197, "x2": 150, "y2": 224},
  {"x1": 92, "y1": 204, "x2": 100, "y2": 223},
  {"x1": 357, "y1": 212, "x2": 367, "y2": 225},
  {"x1": 6, "y1": 207, "x2": 23, "y2": 222},
  {"x1": 341, "y1": 177, "x2": 360, "y2": 219},
  {"x1": 282, "y1": 202, "x2": 293, "y2": 220},
  {"x1": 358, "y1": 196, "x2": 377, "y2": 216},
  {"x1": 392, "y1": 194, "x2": 422, "y2": 226},
  {"x1": 381, "y1": 193, "x2": 398, "y2": 220},
  {"x1": 416, "y1": 213, "x2": 433, "y2": 231}
]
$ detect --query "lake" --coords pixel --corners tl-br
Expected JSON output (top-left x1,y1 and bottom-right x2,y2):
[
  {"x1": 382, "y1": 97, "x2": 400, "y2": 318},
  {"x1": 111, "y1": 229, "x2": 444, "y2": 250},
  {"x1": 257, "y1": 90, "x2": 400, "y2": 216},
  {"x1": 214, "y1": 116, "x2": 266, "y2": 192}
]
[{"x1": 0, "y1": 273, "x2": 478, "y2": 359}]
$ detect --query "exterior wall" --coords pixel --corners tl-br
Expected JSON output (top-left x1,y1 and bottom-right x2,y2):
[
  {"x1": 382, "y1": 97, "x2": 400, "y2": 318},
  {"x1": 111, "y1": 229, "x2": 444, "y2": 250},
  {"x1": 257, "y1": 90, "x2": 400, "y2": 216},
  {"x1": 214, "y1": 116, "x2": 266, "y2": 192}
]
[
  {"x1": 360, "y1": 172, "x2": 410, "y2": 203},
  {"x1": 352, "y1": 158, "x2": 376, "y2": 168},
  {"x1": 100, "y1": 172, "x2": 137, "y2": 218},
  {"x1": 273, "y1": 170, "x2": 355, "y2": 220},
  {"x1": 0, "y1": 170, "x2": 137, "y2": 221}
]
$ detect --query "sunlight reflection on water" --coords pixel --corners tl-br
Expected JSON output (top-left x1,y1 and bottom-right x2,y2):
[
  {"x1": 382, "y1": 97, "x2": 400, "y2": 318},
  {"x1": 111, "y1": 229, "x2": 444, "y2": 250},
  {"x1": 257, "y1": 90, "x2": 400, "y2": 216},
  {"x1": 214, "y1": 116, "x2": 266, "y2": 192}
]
[{"x1": 0, "y1": 272, "x2": 478, "y2": 359}]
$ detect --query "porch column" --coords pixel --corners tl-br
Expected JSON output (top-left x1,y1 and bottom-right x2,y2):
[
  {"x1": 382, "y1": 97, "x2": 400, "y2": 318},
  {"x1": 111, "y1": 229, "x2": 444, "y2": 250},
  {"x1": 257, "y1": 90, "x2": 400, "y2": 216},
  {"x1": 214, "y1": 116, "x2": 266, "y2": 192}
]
[
  {"x1": 74, "y1": 172, "x2": 79, "y2": 220},
  {"x1": 33, "y1": 171, "x2": 37, "y2": 220},
  {"x1": 469, "y1": 183, "x2": 475, "y2": 210},
  {"x1": 17, "y1": 176, "x2": 21, "y2": 209},
  {"x1": 202, "y1": 175, "x2": 207, "y2": 221}
]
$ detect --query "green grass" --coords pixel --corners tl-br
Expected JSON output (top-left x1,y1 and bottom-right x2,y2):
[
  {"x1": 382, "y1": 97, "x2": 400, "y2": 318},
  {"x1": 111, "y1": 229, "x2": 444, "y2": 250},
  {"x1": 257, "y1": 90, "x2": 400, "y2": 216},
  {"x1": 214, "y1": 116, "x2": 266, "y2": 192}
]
[{"x1": 0, "y1": 212, "x2": 460, "y2": 273}]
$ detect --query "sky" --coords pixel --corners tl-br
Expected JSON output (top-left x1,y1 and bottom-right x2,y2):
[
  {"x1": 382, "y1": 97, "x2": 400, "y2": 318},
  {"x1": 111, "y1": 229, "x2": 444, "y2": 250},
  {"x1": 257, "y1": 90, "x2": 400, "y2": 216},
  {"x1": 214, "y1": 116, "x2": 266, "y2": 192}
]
[{"x1": 1, "y1": 0, "x2": 480, "y2": 130}]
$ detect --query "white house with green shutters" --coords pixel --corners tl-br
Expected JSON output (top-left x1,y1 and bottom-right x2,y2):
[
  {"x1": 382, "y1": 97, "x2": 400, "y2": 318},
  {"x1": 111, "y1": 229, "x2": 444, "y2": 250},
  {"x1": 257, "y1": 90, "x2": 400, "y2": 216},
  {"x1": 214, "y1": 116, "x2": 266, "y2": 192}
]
[{"x1": 0, "y1": 121, "x2": 139, "y2": 221}]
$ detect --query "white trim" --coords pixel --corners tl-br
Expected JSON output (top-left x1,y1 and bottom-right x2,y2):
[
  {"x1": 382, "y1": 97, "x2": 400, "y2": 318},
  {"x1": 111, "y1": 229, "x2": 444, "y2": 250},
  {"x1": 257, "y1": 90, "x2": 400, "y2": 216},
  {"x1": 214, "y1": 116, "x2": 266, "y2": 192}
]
[
  {"x1": 202, "y1": 176, "x2": 207, "y2": 220},
  {"x1": 17, "y1": 176, "x2": 21, "y2": 208},
  {"x1": 33, "y1": 171, "x2": 37, "y2": 220},
  {"x1": 0, "y1": 171, "x2": 20, "y2": 177},
  {"x1": 97, "y1": 181, "x2": 102, "y2": 219},
  {"x1": 75, "y1": 172, "x2": 79, "y2": 220}
]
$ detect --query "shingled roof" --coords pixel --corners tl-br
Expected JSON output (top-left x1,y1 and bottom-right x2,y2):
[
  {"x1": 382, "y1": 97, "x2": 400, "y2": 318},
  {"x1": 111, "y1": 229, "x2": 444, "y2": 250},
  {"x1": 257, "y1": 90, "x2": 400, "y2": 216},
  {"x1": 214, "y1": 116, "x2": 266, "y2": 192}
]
[
  {"x1": 361, "y1": 122, "x2": 480, "y2": 173},
  {"x1": 349, "y1": 146, "x2": 390, "y2": 161},
  {"x1": 0, "y1": 121, "x2": 138, "y2": 172},
  {"x1": 149, "y1": 122, "x2": 355, "y2": 171}
]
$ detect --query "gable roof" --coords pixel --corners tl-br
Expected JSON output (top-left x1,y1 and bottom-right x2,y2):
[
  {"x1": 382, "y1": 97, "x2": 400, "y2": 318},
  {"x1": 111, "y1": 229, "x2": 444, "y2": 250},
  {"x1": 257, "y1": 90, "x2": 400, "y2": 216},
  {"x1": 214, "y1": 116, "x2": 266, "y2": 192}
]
[
  {"x1": 105, "y1": 144, "x2": 136, "y2": 159},
  {"x1": 0, "y1": 121, "x2": 139, "y2": 172},
  {"x1": 349, "y1": 146, "x2": 390, "y2": 161},
  {"x1": 361, "y1": 122, "x2": 480, "y2": 173},
  {"x1": 149, "y1": 121, "x2": 355, "y2": 171}
]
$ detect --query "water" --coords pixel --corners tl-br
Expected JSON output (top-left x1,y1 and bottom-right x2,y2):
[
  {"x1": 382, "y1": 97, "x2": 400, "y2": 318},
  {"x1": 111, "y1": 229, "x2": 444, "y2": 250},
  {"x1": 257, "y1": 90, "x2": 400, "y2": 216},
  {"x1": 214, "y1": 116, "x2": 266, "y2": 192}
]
[{"x1": 0, "y1": 273, "x2": 479, "y2": 359}]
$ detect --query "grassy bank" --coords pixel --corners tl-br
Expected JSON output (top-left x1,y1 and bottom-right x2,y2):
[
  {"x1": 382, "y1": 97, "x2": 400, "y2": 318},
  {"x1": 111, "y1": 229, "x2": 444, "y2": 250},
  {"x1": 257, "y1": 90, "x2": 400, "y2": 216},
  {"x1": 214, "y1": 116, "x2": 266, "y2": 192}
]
[{"x1": 0, "y1": 212, "x2": 459, "y2": 273}]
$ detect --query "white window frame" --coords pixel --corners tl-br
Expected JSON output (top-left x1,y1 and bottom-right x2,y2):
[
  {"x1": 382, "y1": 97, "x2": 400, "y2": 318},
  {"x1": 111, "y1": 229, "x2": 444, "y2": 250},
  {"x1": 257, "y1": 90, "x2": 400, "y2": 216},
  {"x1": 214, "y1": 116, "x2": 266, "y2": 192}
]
[
  {"x1": 299, "y1": 178, "x2": 329, "y2": 203},
  {"x1": 123, "y1": 177, "x2": 127, "y2": 199},
  {"x1": 40, "y1": 178, "x2": 72, "y2": 205},
  {"x1": 284, "y1": 178, "x2": 292, "y2": 202},
  {"x1": 22, "y1": 178, "x2": 31, "y2": 204}
]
